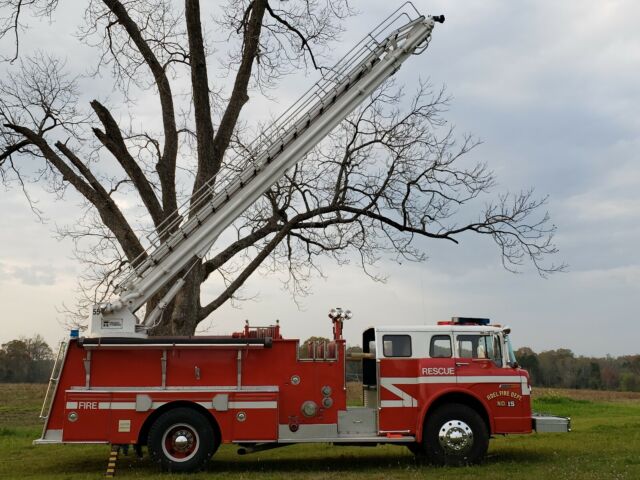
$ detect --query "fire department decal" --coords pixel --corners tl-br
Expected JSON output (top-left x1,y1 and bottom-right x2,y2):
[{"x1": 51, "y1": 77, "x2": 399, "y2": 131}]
[{"x1": 486, "y1": 390, "x2": 523, "y2": 402}]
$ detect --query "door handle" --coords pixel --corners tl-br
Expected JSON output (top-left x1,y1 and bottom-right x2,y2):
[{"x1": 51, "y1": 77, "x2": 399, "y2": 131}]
[{"x1": 455, "y1": 362, "x2": 470, "y2": 367}]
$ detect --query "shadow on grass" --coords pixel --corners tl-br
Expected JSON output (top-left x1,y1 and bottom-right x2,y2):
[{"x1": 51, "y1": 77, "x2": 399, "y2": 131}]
[
  {"x1": 485, "y1": 448, "x2": 554, "y2": 464},
  {"x1": 26, "y1": 443, "x2": 555, "y2": 476},
  {"x1": 207, "y1": 448, "x2": 550, "y2": 474},
  {"x1": 207, "y1": 453, "x2": 416, "y2": 474}
]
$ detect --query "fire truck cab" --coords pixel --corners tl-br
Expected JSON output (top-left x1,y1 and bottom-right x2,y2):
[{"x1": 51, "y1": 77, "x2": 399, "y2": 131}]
[
  {"x1": 362, "y1": 319, "x2": 533, "y2": 464},
  {"x1": 36, "y1": 313, "x2": 568, "y2": 472}
]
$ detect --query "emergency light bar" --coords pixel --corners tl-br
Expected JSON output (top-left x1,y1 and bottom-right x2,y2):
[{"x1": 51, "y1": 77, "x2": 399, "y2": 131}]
[{"x1": 438, "y1": 317, "x2": 491, "y2": 326}]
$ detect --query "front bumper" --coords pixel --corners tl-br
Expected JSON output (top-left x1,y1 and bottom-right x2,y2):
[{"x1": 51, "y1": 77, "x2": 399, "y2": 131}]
[{"x1": 532, "y1": 414, "x2": 571, "y2": 433}]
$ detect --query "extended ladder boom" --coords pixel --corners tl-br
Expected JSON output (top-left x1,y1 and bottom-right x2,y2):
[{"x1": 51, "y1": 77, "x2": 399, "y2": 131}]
[{"x1": 90, "y1": 4, "x2": 444, "y2": 337}]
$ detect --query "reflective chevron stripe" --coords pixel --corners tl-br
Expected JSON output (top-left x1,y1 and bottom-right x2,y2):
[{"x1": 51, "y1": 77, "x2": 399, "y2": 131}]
[{"x1": 379, "y1": 375, "x2": 529, "y2": 408}]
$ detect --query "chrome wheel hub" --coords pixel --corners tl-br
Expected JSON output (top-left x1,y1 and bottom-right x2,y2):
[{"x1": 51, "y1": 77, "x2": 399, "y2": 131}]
[
  {"x1": 172, "y1": 433, "x2": 191, "y2": 451},
  {"x1": 162, "y1": 423, "x2": 199, "y2": 462},
  {"x1": 438, "y1": 419, "x2": 473, "y2": 454}
]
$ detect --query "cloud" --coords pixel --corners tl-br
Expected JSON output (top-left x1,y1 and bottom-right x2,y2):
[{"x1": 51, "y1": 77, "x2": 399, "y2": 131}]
[
  {"x1": 0, "y1": 263, "x2": 56, "y2": 286},
  {"x1": 571, "y1": 265, "x2": 640, "y2": 288},
  {"x1": 564, "y1": 194, "x2": 640, "y2": 222}
]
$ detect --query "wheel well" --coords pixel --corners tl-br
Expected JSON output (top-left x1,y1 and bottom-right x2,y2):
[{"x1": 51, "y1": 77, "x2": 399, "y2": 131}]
[
  {"x1": 137, "y1": 401, "x2": 221, "y2": 446},
  {"x1": 424, "y1": 392, "x2": 491, "y2": 435}
]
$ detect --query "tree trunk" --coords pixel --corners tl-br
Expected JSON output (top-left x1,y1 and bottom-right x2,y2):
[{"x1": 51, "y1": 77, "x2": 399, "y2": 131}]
[{"x1": 149, "y1": 264, "x2": 204, "y2": 336}]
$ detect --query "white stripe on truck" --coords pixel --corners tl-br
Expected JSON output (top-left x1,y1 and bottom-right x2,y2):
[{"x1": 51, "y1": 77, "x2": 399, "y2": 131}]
[{"x1": 65, "y1": 400, "x2": 277, "y2": 410}]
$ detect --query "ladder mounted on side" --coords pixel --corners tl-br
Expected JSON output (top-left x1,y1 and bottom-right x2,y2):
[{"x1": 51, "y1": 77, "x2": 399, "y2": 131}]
[
  {"x1": 89, "y1": 3, "x2": 444, "y2": 337},
  {"x1": 38, "y1": 340, "x2": 69, "y2": 442}
]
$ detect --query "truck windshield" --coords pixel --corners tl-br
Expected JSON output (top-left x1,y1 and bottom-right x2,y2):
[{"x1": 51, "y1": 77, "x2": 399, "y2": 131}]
[{"x1": 505, "y1": 334, "x2": 517, "y2": 366}]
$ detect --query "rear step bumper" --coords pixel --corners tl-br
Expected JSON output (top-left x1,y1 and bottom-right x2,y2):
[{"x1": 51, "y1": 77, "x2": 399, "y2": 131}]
[
  {"x1": 532, "y1": 414, "x2": 571, "y2": 433},
  {"x1": 33, "y1": 429, "x2": 62, "y2": 445}
]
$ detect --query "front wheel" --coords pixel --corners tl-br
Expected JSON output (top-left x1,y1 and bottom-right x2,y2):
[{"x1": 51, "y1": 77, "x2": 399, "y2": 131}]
[
  {"x1": 423, "y1": 403, "x2": 489, "y2": 466},
  {"x1": 148, "y1": 407, "x2": 217, "y2": 472}
]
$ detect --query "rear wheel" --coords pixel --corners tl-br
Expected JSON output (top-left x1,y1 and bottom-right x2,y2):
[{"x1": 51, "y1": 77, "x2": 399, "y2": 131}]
[
  {"x1": 423, "y1": 403, "x2": 489, "y2": 466},
  {"x1": 148, "y1": 407, "x2": 217, "y2": 472}
]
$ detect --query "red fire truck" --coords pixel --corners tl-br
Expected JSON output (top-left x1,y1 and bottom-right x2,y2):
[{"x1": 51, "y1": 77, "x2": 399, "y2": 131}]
[
  {"x1": 37, "y1": 313, "x2": 568, "y2": 472},
  {"x1": 34, "y1": 4, "x2": 568, "y2": 473}
]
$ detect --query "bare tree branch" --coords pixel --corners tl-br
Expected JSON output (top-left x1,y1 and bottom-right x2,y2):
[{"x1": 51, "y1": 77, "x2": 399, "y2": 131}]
[
  {"x1": 185, "y1": 0, "x2": 216, "y2": 193},
  {"x1": 4, "y1": 123, "x2": 144, "y2": 260},
  {"x1": 0, "y1": 138, "x2": 29, "y2": 163},
  {"x1": 0, "y1": 0, "x2": 59, "y2": 63},
  {"x1": 102, "y1": 0, "x2": 178, "y2": 214},
  {"x1": 265, "y1": 1, "x2": 321, "y2": 71},
  {"x1": 89, "y1": 99, "x2": 165, "y2": 228},
  {"x1": 207, "y1": 0, "x2": 267, "y2": 189},
  {"x1": 200, "y1": 220, "x2": 289, "y2": 318}
]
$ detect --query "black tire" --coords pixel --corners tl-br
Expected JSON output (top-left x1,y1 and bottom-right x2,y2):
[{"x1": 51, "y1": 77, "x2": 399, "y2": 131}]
[
  {"x1": 147, "y1": 407, "x2": 217, "y2": 472},
  {"x1": 423, "y1": 403, "x2": 489, "y2": 466}
]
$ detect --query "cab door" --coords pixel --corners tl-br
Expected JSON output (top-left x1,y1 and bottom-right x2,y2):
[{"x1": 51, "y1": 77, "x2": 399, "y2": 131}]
[
  {"x1": 377, "y1": 333, "x2": 418, "y2": 435},
  {"x1": 454, "y1": 333, "x2": 528, "y2": 433}
]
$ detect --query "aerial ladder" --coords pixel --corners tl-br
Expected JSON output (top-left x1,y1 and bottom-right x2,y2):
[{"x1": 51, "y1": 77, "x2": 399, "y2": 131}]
[{"x1": 89, "y1": 3, "x2": 445, "y2": 337}]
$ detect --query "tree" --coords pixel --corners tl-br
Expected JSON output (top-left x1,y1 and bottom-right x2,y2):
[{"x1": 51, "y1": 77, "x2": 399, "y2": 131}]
[
  {"x1": 620, "y1": 373, "x2": 639, "y2": 392},
  {"x1": 0, "y1": 339, "x2": 30, "y2": 381},
  {"x1": 587, "y1": 361, "x2": 602, "y2": 390},
  {"x1": 0, "y1": 335, "x2": 53, "y2": 382},
  {"x1": 515, "y1": 347, "x2": 540, "y2": 384},
  {"x1": 0, "y1": 1, "x2": 563, "y2": 336},
  {"x1": 600, "y1": 361, "x2": 620, "y2": 390},
  {"x1": 537, "y1": 349, "x2": 577, "y2": 388}
]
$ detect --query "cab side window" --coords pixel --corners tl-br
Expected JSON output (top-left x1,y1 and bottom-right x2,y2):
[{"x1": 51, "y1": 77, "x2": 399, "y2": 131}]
[
  {"x1": 457, "y1": 335, "x2": 476, "y2": 358},
  {"x1": 429, "y1": 335, "x2": 452, "y2": 358},
  {"x1": 456, "y1": 334, "x2": 502, "y2": 366},
  {"x1": 382, "y1": 335, "x2": 412, "y2": 357}
]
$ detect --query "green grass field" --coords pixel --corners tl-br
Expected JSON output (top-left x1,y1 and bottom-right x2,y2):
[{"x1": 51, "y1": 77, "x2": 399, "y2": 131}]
[{"x1": 0, "y1": 384, "x2": 639, "y2": 479}]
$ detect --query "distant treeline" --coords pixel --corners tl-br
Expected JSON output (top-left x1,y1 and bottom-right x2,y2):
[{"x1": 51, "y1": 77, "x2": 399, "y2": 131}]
[
  {"x1": 0, "y1": 335, "x2": 54, "y2": 383},
  {"x1": 515, "y1": 347, "x2": 640, "y2": 392},
  {"x1": 1, "y1": 336, "x2": 639, "y2": 392}
]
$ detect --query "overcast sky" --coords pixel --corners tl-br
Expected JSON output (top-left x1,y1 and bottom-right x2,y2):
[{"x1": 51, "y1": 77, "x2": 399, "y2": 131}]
[{"x1": 0, "y1": 0, "x2": 638, "y2": 357}]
